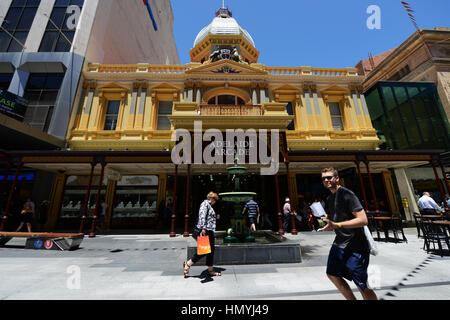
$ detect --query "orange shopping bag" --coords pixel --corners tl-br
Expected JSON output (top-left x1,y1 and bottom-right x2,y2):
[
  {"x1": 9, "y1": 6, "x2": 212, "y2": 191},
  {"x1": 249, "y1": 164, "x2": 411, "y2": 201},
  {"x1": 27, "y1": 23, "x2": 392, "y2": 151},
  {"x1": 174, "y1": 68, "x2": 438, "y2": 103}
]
[{"x1": 197, "y1": 235, "x2": 211, "y2": 255}]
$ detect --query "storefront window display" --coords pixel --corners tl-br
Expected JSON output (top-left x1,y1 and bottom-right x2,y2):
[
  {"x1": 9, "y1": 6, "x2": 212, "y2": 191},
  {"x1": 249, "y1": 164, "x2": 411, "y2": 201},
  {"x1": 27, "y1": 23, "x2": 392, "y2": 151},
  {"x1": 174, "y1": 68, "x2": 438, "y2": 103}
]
[
  {"x1": 60, "y1": 175, "x2": 106, "y2": 219},
  {"x1": 112, "y1": 175, "x2": 159, "y2": 219}
]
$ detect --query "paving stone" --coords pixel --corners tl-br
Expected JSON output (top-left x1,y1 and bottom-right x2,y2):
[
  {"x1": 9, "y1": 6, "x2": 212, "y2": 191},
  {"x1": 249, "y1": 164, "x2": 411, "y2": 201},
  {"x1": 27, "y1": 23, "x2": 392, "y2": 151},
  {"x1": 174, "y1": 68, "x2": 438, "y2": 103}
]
[{"x1": 0, "y1": 228, "x2": 449, "y2": 300}]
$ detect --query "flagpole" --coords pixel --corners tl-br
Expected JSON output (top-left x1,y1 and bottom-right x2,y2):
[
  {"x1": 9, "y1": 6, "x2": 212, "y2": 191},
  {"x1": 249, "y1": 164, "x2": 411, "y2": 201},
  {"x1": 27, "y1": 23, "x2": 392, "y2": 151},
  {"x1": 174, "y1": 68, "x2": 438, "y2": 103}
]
[{"x1": 400, "y1": 1, "x2": 433, "y2": 60}]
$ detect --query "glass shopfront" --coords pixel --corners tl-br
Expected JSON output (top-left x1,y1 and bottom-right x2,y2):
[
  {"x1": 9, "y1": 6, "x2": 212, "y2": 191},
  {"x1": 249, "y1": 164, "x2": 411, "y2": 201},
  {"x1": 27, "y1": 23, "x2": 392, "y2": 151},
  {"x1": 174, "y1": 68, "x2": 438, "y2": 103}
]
[
  {"x1": 60, "y1": 175, "x2": 106, "y2": 219},
  {"x1": 110, "y1": 175, "x2": 158, "y2": 229},
  {"x1": 365, "y1": 81, "x2": 450, "y2": 150}
]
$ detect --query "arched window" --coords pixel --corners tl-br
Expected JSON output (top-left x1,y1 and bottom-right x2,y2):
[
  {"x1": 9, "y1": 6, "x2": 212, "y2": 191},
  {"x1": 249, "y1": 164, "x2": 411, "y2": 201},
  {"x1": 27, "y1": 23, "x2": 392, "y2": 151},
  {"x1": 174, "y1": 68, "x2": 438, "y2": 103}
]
[{"x1": 208, "y1": 95, "x2": 245, "y2": 105}]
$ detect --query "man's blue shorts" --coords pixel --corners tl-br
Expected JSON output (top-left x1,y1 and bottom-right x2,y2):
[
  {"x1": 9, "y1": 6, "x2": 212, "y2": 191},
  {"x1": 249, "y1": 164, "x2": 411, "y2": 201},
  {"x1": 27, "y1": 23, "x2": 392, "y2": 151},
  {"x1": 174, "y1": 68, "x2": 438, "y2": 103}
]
[
  {"x1": 247, "y1": 216, "x2": 257, "y2": 225},
  {"x1": 326, "y1": 245, "x2": 370, "y2": 291}
]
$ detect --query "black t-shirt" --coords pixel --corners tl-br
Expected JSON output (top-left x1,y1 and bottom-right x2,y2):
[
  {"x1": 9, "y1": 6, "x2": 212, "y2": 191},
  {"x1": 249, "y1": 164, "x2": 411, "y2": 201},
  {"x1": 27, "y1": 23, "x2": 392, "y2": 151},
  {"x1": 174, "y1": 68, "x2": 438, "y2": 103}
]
[{"x1": 325, "y1": 187, "x2": 369, "y2": 254}]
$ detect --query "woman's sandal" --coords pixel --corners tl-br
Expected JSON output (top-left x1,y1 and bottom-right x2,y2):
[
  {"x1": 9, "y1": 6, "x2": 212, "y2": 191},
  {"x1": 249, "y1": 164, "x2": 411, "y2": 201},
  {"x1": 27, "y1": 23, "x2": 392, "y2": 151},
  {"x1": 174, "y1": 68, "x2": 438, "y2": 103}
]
[{"x1": 183, "y1": 261, "x2": 190, "y2": 278}]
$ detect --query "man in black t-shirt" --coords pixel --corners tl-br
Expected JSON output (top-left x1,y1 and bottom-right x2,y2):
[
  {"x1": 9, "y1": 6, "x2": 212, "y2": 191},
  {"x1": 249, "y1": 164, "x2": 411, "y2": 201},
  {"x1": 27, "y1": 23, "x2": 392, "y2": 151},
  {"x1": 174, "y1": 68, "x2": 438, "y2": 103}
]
[{"x1": 319, "y1": 167, "x2": 377, "y2": 300}]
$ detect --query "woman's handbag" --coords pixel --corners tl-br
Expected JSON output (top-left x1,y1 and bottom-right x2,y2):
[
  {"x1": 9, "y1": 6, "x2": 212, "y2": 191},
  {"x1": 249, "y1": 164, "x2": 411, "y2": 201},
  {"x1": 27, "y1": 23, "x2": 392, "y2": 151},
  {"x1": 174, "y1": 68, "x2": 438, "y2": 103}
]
[
  {"x1": 364, "y1": 226, "x2": 379, "y2": 256},
  {"x1": 197, "y1": 234, "x2": 212, "y2": 255}
]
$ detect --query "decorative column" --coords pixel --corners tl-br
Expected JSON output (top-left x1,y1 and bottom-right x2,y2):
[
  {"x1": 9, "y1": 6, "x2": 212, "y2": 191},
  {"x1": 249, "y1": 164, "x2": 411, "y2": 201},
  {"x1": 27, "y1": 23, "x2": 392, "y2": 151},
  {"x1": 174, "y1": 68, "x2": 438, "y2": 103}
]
[
  {"x1": 430, "y1": 159, "x2": 446, "y2": 209},
  {"x1": 393, "y1": 168, "x2": 418, "y2": 221},
  {"x1": 275, "y1": 174, "x2": 284, "y2": 235},
  {"x1": 170, "y1": 165, "x2": 178, "y2": 237},
  {"x1": 438, "y1": 158, "x2": 450, "y2": 207},
  {"x1": 0, "y1": 161, "x2": 23, "y2": 231},
  {"x1": 260, "y1": 87, "x2": 268, "y2": 104},
  {"x1": 90, "y1": 160, "x2": 106, "y2": 238},
  {"x1": 79, "y1": 161, "x2": 96, "y2": 234},
  {"x1": 187, "y1": 88, "x2": 193, "y2": 102},
  {"x1": 104, "y1": 179, "x2": 117, "y2": 230},
  {"x1": 183, "y1": 164, "x2": 191, "y2": 237},
  {"x1": 364, "y1": 161, "x2": 379, "y2": 213},
  {"x1": 252, "y1": 88, "x2": 258, "y2": 105},
  {"x1": 195, "y1": 87, "x2": 201, "y2": 103},
  {"x1": 355, "y1": 160, "x2": 369, "y2": 212},
  {"x1": 285, "y1": 162, "x2": 298, "y2": 235}
]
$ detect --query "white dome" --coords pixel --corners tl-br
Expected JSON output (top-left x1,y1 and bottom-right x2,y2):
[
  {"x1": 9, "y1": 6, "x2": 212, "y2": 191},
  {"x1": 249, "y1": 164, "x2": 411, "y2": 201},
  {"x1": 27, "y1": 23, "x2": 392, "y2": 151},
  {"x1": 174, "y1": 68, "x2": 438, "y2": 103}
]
[{"x1": 194, "y1": 15, "x2": 255, "y2": 47}]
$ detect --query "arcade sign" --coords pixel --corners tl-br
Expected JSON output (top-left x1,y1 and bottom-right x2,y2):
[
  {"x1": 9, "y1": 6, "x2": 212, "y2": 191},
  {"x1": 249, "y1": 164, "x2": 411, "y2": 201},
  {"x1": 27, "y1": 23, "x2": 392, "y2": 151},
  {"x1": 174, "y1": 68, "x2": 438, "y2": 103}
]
[{"x1": 0, "y1": 89, "x2": 28, "y2": 122}]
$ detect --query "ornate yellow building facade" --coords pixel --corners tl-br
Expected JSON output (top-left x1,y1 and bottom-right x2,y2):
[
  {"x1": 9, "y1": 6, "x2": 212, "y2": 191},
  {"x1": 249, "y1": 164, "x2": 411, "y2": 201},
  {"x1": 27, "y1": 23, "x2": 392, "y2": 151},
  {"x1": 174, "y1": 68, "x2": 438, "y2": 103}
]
[
  {"x1": 68, "y1": 8, "x2": 379, "y2": 152},
  {"x1": 49, "y1": 8, "x2": 407, "y2": 232}
]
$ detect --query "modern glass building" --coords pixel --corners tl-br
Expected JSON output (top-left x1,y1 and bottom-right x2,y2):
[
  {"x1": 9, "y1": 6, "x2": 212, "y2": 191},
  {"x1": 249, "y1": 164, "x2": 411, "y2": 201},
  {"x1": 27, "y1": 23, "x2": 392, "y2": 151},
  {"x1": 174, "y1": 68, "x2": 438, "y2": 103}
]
[{"x1": 365, "y1": 81, "x2": 450, "y2": 151}]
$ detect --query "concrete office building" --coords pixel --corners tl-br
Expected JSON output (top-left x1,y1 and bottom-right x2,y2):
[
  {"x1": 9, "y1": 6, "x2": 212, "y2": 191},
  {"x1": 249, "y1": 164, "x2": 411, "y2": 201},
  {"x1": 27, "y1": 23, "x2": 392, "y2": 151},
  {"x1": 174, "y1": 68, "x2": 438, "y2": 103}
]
[
  {"x1": 0, "y1": 0, "x2": 179, "y2": 148},
  {"x1": 0, "y1": 0, "x2": 179, "y2": 226}
]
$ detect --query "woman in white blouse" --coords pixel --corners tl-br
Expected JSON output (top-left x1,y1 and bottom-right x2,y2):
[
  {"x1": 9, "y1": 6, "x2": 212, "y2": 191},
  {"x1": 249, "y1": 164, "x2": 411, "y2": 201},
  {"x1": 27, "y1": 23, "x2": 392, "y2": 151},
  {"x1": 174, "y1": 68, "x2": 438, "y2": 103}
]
[{"x1": 183, "y1": 192, "x2": 221, "y2": 278}]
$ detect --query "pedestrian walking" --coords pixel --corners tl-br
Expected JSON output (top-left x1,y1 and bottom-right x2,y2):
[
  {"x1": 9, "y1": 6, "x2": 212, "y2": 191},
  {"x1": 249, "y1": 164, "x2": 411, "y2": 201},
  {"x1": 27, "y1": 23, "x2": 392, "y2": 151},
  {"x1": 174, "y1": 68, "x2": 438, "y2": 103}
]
[
  {"x1": 16, "y1": 198, "x2": 35, "y2": 233},
  {"x1": 282, "y1": 197, "x2": 297, "y2": 232},
  {"x1": 183, "y1": 192, "x2": 222, "y2": 278},
  {"x1": 242, "y1": 196, "x2": 260, "y2": 232},
  {"x1": 319, "y1": 167, "x2": 377, "y2": 300}
]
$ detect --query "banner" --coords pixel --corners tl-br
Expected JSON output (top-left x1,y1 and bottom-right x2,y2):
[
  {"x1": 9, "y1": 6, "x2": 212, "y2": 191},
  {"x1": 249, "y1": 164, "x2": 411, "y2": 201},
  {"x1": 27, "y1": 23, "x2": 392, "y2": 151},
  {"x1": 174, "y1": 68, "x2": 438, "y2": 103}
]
[{"x1": 0, "y1": 89, "x2": 27, "y2": 122}]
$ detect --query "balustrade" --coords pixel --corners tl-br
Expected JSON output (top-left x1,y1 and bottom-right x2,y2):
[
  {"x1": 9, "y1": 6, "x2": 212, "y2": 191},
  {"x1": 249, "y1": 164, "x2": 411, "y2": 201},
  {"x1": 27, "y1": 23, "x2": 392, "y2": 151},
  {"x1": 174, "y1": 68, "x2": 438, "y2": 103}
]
[{"x1": 199, "y1": 105, "x2": 262, "y2": 116}]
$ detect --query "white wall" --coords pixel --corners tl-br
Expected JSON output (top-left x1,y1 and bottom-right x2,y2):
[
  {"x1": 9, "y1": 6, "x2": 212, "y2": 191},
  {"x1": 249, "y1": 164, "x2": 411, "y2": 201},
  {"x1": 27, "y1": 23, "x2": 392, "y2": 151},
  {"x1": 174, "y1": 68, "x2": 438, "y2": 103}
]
[
  {"x1": 85, "y1": 0, "x2": 179, "y2": 65},
  {"x1": 72, "y1": 0, "x2": 99, "y2": 57}
]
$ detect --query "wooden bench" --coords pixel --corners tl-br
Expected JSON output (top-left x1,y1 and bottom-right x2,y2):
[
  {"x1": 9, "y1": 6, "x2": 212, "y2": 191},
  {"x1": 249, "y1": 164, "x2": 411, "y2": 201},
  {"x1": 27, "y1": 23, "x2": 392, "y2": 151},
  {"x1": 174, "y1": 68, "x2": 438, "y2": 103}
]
[{"x1": 0, "y1": 232, "x2": 84, "y2": 251}]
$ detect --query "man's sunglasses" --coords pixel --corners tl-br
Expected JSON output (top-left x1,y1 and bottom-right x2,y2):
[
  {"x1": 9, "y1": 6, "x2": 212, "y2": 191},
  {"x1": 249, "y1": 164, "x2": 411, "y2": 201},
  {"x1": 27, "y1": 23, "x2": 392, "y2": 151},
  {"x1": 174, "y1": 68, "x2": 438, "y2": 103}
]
[{"x1": 322, "y1": 176, "x2": 336, "y2": 181}]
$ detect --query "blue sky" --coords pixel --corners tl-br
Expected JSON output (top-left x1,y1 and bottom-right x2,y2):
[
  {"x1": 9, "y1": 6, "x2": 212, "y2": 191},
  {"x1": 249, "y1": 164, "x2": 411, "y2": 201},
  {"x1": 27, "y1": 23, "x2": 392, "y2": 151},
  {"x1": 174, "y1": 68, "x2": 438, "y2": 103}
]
[{"x1": 171, "y1": 0, "x2": 450, "y2": 68}]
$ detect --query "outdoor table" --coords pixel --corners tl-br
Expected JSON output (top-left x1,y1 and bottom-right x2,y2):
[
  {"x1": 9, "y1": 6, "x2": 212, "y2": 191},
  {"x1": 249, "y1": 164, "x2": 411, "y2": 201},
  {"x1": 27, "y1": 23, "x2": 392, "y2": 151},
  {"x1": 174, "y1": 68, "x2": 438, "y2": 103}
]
[
  {"x1": 420, "y1": 215, "x2": 445, "y2": 220},
  {"x1": 373, "y1": 216, "x2": 407, "y2": 242},
  {"x1": 431, "y1": 221, "x2": 450, "y2": 236}
]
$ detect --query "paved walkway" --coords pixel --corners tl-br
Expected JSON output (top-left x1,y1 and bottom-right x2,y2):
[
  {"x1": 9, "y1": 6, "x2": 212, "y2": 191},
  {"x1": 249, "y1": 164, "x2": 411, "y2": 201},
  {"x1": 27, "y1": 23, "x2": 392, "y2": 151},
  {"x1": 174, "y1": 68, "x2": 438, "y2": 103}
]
[{"x1": 0, "y1": 228, "x2": 449, "y2": 300}]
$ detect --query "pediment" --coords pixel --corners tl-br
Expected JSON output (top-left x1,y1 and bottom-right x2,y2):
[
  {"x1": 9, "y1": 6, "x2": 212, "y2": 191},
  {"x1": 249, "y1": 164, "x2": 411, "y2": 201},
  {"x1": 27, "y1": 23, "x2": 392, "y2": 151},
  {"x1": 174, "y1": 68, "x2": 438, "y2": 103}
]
[
  {"x1": 98, "y1": 82, "x2": 130, "y2": 92},
  {"x1": 321, "y1": 85, "x2": 348, "y2": 94},
  {"x1": 273, "y1": 84, "x2": 300, "y2": 92},
  {"x1": 151, "y1": 83, "x2": 180, "y2": 91},
  {"x1": 185, "y1": 59, "x2": 267, "y2": 76}
]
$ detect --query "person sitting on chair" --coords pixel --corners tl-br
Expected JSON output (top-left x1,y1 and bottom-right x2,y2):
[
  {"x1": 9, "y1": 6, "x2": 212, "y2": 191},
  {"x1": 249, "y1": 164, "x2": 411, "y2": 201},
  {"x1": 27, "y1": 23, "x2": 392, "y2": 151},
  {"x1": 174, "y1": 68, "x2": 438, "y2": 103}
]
[{"x1": 418, "y1": 192, "x2": 444, "y2": 215}]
